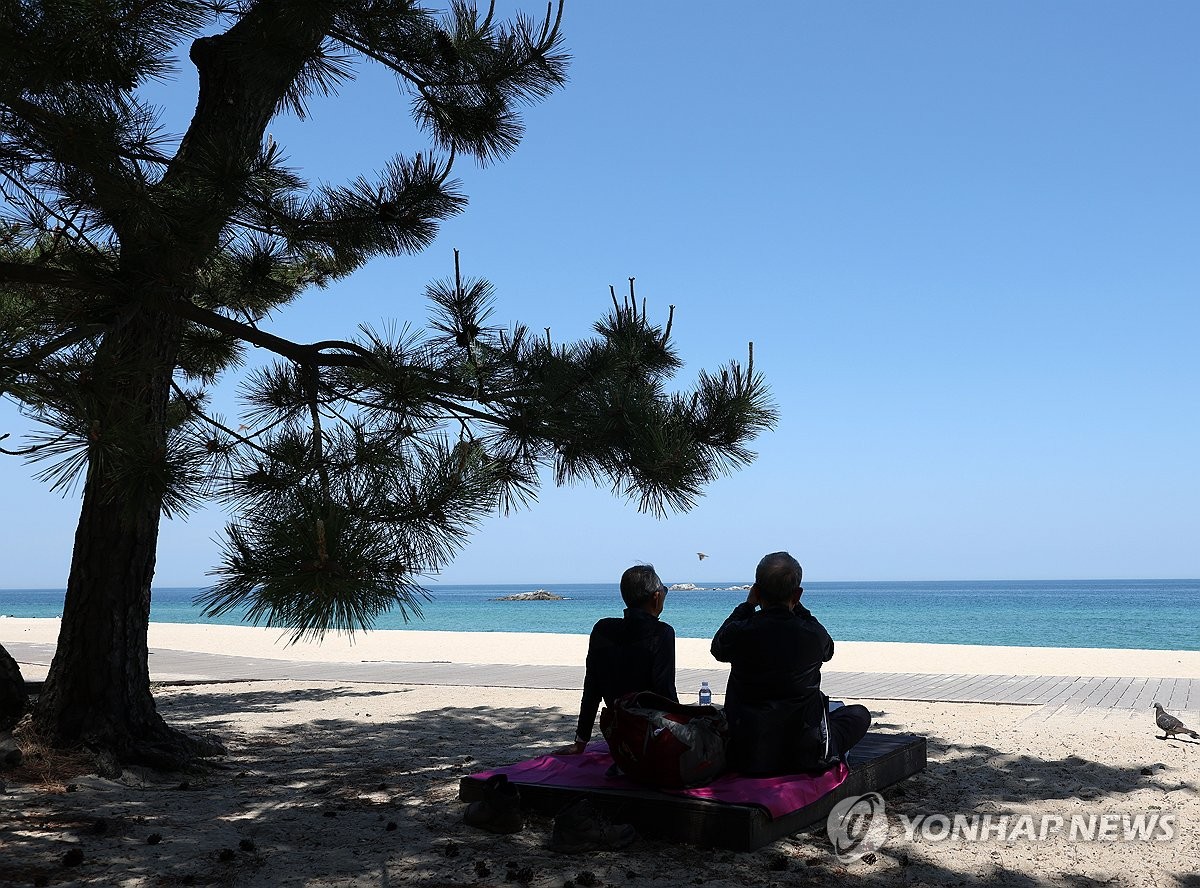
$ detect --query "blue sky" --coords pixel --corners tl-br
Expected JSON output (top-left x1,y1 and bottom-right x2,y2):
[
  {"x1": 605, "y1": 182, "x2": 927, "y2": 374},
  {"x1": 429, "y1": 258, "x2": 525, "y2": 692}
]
[{"x1": 2, "y1": 1, "x2": 1197, "y2": 587}]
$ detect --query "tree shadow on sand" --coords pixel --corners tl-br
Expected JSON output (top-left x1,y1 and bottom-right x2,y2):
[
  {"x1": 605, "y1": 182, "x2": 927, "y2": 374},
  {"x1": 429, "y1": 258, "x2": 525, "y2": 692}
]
[
  {"x1": 156, "y1": 684, "x2": 415, "y2": 719},
  {"x1": 1, "y1": 693, "x2": 1193, "y2": 887}
]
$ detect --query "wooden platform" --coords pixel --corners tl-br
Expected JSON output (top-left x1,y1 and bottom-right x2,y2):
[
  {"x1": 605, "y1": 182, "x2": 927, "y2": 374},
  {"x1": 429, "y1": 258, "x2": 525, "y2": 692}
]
[{"x1": 459, "y1": 732, "x2": 926, "y2": 851}]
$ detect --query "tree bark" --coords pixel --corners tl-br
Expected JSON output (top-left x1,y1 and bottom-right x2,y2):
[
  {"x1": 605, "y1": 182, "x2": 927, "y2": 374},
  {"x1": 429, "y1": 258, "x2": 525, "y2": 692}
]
[{"x1": 30, "y1": 306, "x2": 223, "y2": 771}]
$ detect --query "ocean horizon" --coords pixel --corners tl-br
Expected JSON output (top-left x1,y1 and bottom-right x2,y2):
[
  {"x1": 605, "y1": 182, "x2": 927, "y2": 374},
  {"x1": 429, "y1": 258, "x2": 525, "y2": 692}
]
[{"x1": 2, "y1": 578, "x2": 1198, "y2": 652}]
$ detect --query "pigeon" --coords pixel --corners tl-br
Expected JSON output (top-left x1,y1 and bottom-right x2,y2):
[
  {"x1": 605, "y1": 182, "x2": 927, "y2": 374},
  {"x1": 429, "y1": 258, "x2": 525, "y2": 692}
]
[
  {"x1": 1153, "y1": 702, "x2": 1199, "y2": 740},
  {"x1": 697, "y1": 552, "x2": 708, "y2": 561}
]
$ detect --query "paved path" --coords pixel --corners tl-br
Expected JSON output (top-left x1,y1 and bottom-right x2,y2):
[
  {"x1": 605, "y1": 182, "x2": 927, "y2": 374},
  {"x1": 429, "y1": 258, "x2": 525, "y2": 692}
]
[{"x1": 7, "y1": 642, "x2": 1197, "y2": 718}]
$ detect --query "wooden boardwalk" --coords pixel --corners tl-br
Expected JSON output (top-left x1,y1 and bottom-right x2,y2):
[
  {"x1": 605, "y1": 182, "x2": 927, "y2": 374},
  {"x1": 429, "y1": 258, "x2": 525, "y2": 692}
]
[{"x1": 6, "y1": 641, "x2": 1197, "y2": 718}]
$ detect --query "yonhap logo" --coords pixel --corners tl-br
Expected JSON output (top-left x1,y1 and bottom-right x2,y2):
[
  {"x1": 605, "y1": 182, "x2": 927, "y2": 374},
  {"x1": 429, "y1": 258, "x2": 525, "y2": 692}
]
[{"x1": 827, "y1": 792, "x2": 890, "y2": 862}]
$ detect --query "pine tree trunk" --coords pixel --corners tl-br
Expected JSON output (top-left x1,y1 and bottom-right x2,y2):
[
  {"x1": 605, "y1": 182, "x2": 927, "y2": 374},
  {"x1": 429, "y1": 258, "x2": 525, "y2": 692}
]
[
  {"x1": 35, "y1": 465, "x2": 178, "y2": 766},
  {"x1": 30, "y1": 2, "x2": 332, "y2": 772},
  {"x1": 31, "y1": 306, "x2": 221, "y2": 772}
]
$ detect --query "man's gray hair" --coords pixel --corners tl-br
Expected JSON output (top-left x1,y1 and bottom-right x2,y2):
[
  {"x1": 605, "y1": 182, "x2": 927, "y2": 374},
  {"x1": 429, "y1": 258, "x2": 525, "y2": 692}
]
[
  {"x1": 621, "y1": 564, "x2": 662, "y2": 608},
  {"x1": 755, "y1": 551, "x2": 802, "y2": 605}
]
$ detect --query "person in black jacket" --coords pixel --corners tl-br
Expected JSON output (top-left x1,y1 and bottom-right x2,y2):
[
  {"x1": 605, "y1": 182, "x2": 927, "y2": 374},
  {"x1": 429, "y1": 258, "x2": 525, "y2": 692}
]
[
  {"x1": 711, "y1": 551, "x2": 870, "y2": 775},
  {"x1": 555, "y1": 565, "x2": 678, "y2": 754}
]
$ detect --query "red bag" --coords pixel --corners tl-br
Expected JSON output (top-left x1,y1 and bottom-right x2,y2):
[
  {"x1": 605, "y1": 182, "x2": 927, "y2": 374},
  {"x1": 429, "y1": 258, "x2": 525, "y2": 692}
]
[{"x1": 599, "y1": 691, "x2": 729, "y2": 788}]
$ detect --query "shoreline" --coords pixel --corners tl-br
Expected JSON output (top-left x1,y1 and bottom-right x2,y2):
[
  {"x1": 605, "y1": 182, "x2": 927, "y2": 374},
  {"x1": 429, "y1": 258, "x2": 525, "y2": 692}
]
[{"x1": 5, "y1": 617, "x2": 1200, "y2": 679}]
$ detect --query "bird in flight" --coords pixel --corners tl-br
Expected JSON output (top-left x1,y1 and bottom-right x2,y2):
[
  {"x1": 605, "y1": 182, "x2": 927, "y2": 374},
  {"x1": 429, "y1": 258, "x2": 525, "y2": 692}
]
[{"x1": 697, "y1": 553, "x2": 708, "y2": 561}]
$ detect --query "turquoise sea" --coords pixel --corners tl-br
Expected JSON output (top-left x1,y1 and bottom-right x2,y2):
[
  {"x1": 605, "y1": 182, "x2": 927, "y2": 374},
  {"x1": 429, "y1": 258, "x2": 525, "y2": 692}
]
[{"x1": 2, "y1": 579, "x2": 1198, "y2": 651}]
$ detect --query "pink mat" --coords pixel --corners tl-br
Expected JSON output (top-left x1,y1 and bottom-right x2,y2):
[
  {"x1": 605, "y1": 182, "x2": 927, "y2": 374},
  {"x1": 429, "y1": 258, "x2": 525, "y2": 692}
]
[{"x1": 473, "y1": 741, "x2": 849, "y2": 820}]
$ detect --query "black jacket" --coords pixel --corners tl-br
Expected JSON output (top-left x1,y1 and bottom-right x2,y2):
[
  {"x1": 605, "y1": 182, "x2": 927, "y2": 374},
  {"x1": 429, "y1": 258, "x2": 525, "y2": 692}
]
[
  {"x1": 574, "y1": 608, "x2": 678, "y2": 742},
  {"x1": 710, "y1": 601, "x2": 835, "y2": 774}
]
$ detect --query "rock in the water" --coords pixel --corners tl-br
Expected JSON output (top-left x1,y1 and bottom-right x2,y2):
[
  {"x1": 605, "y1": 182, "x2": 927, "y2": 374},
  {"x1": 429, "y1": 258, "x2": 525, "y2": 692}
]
[{"x1": 492, "y1": 589, "x2": 567, "y2": 601}]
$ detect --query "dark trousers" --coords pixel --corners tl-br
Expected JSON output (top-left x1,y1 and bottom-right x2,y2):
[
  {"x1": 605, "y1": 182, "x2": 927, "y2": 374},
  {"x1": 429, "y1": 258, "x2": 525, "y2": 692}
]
[
  {"x1": 727, "y1": 699, "x2": 872, "y2": 775},
  {"x1": 828, "y1": 703, "x2": 872, "y2": 759}
]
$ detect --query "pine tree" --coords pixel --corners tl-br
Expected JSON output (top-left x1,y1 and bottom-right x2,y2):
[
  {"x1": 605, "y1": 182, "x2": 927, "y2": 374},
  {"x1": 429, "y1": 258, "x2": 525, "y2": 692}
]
[{"x1": 0, "y1": 1, "x2": 775, "y2": 770}]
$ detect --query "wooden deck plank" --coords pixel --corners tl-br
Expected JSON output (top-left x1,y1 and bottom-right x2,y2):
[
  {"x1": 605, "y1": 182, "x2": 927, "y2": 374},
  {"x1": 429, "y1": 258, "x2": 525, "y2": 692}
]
[
  {"x1": 968, "y1": 674, "x2": 1035, "y2": 701},
  {"x1": 920, "y1": 672, "x2": 987, "y2": 700},
  {"x1": 1038, "y1": 681, "x2": 1083, "y2": 711},
  {"x1": 985, "y1": 674, "x2": 1045, "y2": 703},
  {"x1": 1151, "y1": 678, "x2": 1177, "y2": 712},
  {"x1": 934, "y1": 678, "x2": 990, "y2": 701},
  {"x1": 1083, "y1": 677, "x2": 1121, "y2": 706},
  {"x1": 825, "y1": 670, "x2": 894, "y2": 697},
  {"x1": 1114, "y1": 676, "x2": 1150, "y2": 710},
  {"x1": 964, "y1": 674, "x2": 1045, "y2": 704},
  {"x1": 983, "y1": 675, "x2": 1037, "y2": 704},
  {"x1": 1167, "y1": 678, "x2": 1194, "y2": 711},
  {"x1": 822, "y1": 672, "x2": 880, "y2": 700},
  {"x1": 938, "y1": 672, "x2": 993, "y2": 696},
  {"x1": 1032, "y1": 677, "x2": 1094, "y2": 718},
  {"x1": 1037, "y1": 674, "x2": 1082, "y2": 703},
  {"x1": 1015, "y1": 674, "x2": 1061, "y2": 704},
  {"x1": 857, "y1": 672, "x2": 939, "y2": 700},
  {"x1": 946, "y1": 673, "x2": 1010, "y2": 702},
  {"x1": 1093, "y1": 676, "x2": 1134, "y2": 709},
  {"x1": 1010, "y1": 672, "x2": 1057, "y2": 702},
  {"x1": 1056, "y1": 676, "x2": 1100, "y2": 705},
  {"x1": 896, "y1": 672, "x2": 968, "y2": 699},
  {"x1": 1149, "y1": 677, "x2": 1183, "y2": 712},
  {"x1": 959, "y1": 674, "x2": 1007, "y2": 703},
  {"x1": 856, "y1": 671, "x2": 925, "y2": 697},
  {"x1": 1080, "y1": 677, "x2": 1118, "y2": 707},
  {"x1": 1045, "y1": 675, "x2": 1083, "y2": 694},
  {"x1": 897, "y1": 672, "x2": 995, "y2": 701},
  {"x1": 1187, "y1": 679, "x2": 1200, "y2": 714},
  {"x1": 827, "y1": 670, "x2": 899, "y2": 692},
  {"x1": 1128, "y1": 677, "x2": 1163, "y2": 711}
]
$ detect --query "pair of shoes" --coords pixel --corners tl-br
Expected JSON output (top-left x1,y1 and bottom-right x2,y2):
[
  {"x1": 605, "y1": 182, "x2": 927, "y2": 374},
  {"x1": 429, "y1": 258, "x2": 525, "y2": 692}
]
[
  {"x1": 464, "y1": 774, "x2": 523, "y2": 834},
  {"x1": 548, "y1": 799, "x2": 636, "y2": 853}
]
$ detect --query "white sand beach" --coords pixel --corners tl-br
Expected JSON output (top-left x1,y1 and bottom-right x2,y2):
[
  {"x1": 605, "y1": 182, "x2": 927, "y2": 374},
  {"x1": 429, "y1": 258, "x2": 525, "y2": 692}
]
[{"x1": 2, "y1": 620, "x2": 1198, "y2": 886}]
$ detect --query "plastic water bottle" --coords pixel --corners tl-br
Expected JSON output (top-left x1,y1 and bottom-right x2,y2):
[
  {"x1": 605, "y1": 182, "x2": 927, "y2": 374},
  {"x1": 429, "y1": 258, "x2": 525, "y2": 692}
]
[{"x1": 698, "y1": 681, "x2": 712, "y2": 706}]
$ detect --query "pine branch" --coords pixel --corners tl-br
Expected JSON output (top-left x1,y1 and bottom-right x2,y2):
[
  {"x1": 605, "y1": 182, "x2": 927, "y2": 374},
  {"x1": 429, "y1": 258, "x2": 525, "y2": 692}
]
[
  {"x1": 167, "y1": 299, "x2": 376, "y2": 368},
  {"x1": 0, "y1": 95, "x2": 147, "y2": 234},
  {"x1": 169, "y1": 380, "x2": 273, "y2": 460},
  {"x1": 0, "y1": 324, "x2": 106, "y2": 380},
  {"x1": 0, "y1": 261, "x2": 97, "y2": 289},
  {"x1": 0, "y1": 173, "x2": 108, "y2": 256},
  {"x1": 0, "y1": 429, "x2": 70, "y2": 457},
  {"x1": 326, "y1": 28, "x2": 430, "y2": 87}
]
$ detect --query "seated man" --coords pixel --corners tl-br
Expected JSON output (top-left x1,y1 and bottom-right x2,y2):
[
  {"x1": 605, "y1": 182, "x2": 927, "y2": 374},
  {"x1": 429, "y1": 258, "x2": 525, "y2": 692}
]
[
  {"x1": 556, "y1": 564, "x2": 678, "y2": 754},
  {"x1": 710, "y1": 551, "x2": 870, "y2": 775}
]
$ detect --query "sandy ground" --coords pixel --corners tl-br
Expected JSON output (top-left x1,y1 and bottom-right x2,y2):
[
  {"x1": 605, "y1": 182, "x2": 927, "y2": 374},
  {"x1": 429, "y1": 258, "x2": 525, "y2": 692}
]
[{"x1": 2, "y1": 624, "x2": 1198, "y2": 886}]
